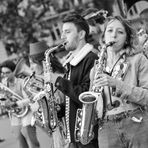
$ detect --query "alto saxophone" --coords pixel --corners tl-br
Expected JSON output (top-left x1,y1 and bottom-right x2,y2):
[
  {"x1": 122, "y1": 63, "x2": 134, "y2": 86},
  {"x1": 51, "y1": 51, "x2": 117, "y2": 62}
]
[
  {"x1": 30, "y1": 43, "x2": 65, "y2": 135},
  {"x1": 43, "y1": 43, "x2": 65, "y2": 131},
  {"x1": 74, "y1": 42, "x2": 115, "y2": 145}
]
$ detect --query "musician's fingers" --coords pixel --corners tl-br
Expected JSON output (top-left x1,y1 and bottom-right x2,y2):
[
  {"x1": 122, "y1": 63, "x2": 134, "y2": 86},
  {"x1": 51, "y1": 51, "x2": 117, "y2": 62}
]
[
  {"x1": 30, "y1": 101, "x2": 40, "y2": 112},
  {"x1": 93, "y1": 78, "x2": 108, "y2": 87},
  {"x1": 17, "y1": 99, "x2": 30, "y2": 107},
  {"x1": 96, "y1": 73, "x2": 105, "y2": 79}
]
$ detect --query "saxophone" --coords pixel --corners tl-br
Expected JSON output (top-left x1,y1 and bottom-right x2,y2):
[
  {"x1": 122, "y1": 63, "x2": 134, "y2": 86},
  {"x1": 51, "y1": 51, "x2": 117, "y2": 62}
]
[
  {"x1": 43, "y1": 44, "x2": 64, "y2": 131},
  {"x1": 0, "y1": 81, "x2": 29, "y2": 118},
  {"x1": 31, "y1": 43, "x2": 65, "y2": 133},
  {"x1": 74, "y1": 42, "x2": 115, "y2": 145}
]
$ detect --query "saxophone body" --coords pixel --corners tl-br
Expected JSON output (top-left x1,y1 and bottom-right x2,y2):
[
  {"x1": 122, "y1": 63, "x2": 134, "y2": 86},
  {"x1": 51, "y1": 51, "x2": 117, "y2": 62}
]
[
  {"x1": 31, "y1": 43, "x2": 65, "y2": 133},
  {"x1": 43, "y1": 44, "x2": 62, "y2": 131},
  {"x1": 0, "y1": 81, "x2": 28, "y2": 118},
  {"x1": 74, "y1": 42, "x2": 115, "y2": 145}
]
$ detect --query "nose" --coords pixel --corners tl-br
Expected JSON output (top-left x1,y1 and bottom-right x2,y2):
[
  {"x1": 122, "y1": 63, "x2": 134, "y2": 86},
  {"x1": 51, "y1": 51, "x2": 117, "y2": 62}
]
[
  {"x1": 112, "y1": 30, "x2": 117, "y2": 38},
  {"x1": 61, "y1": 32, "x2": 66, "y2": 40}
]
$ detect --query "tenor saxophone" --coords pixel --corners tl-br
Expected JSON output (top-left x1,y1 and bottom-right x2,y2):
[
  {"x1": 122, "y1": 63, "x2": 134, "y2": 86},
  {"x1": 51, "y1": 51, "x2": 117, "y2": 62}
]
[{"x1": 74, "y1": 42, "x2": 115, "y2": 145}]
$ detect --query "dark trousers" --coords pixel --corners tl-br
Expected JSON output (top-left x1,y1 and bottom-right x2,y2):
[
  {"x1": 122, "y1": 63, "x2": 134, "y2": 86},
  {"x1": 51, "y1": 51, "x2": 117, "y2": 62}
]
[{"x1": 69, "y1": 139, "x2": 98, "y2": 148}]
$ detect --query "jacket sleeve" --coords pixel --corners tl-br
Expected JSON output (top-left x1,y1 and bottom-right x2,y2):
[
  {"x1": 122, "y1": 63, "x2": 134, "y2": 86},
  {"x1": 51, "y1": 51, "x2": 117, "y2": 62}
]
[
  {"x1": 55, "y1": 52, "x2": 98, "y2": 106},
  {"x1": 115, "y1": 54, "x2": 148, "y2": 106}
]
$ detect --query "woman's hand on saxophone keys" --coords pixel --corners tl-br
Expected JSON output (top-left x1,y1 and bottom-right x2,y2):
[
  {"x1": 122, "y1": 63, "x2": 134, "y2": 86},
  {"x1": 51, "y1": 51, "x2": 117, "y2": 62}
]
[{"x1": 93, "y1": 73, "x2": 119, "y2": 88}]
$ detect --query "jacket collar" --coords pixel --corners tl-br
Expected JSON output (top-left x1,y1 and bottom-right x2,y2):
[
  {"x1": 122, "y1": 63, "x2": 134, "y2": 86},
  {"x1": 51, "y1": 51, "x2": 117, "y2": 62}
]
[{"x1": 63, "y1": 43, "x2": 93, "y2": 67}]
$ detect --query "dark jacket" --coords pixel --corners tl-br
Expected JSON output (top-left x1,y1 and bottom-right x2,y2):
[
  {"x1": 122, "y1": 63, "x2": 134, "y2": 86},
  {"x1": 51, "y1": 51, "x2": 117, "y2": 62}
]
[{"x1": 55, "y1": 50, "x2": 98, "y2": 143}]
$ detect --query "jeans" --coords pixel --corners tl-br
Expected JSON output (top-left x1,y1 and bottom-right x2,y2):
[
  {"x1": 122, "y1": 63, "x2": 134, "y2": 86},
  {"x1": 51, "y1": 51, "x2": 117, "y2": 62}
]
[
  {"x1": 98, "y1": 111, "x2": 148, "y2": 148},
  {"x1": 12, "y1": 125, "x2": 40, "y2": 148}
]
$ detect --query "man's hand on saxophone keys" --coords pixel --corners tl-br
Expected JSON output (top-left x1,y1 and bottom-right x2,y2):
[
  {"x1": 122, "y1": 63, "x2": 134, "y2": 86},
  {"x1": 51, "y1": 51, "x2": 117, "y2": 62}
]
[
  {"x1": 30, "y1": 101, "x2": 40, "y2": 113},
  {"x1": 44, "y1": 72, "x2": 64, "y2": 85}
]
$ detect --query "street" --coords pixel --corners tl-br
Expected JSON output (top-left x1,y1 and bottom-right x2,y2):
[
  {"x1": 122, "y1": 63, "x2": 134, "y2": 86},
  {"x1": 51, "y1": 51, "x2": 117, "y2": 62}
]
[{"x1": 0, "y1": 115, "x2": 52, "y2": 148}]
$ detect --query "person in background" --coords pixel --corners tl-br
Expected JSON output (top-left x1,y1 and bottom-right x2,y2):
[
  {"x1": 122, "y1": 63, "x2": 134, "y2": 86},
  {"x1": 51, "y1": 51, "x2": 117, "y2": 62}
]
[
  {"x1": 139, "y1": 8, "x2": 148, "y2": 33},
  {"x1": 137, "y1": 28, "x2": 148, "y2": 58},
  {"x1": 48, "y1": 12, "x2": 99, "y2": 148},
  {"x1": 90, "y1": 15, "x2": 148, "y2": 148},
  {"x1": 0, "y1": 60, "x2": 40, "y2": 148},
  {"x1": 81, "y1": 8, "x2": 108, "y2": 54}
]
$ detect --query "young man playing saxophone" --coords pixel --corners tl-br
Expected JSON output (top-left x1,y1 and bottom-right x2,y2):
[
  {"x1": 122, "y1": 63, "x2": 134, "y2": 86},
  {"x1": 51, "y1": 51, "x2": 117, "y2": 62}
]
[{"x1": 47, "y1": 12, "x2": 99, "y2": 148}]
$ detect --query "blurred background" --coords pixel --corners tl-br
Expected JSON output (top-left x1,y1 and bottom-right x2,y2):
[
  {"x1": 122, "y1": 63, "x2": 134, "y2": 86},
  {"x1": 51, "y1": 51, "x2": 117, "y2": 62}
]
[{"x1": 0, "y1": 0, "x2": 148, "y2": 63}]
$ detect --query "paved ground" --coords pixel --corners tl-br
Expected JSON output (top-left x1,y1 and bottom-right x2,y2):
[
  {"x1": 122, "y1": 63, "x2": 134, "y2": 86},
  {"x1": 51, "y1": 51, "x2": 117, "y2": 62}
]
[{"x1": 0, "y1": 115, "x2": 53, "y2": 148}]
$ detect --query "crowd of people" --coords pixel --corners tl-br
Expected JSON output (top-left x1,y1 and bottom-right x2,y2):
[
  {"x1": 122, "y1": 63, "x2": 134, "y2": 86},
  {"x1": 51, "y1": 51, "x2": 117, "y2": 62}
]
[{"x1": 0, "y1": 6, "x2": 148, "y2": 148}]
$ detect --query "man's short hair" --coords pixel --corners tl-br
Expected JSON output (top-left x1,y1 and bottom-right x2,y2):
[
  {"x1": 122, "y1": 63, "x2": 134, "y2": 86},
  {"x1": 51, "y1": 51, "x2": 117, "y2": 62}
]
[
  {"x1": 140, "y1": 8, "x2": 148, "y2": 18},
  {"x1": 63, "y1": 12, "x2": 89, "y2": 41}
]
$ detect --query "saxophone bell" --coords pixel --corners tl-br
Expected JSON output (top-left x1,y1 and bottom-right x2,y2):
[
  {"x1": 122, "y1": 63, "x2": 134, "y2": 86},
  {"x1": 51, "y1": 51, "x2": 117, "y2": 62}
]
[
  {"x1": 74, "y1": 91, "x2": 102, "y2": 145},
  {"x1": 74, "y1": 41, "x2": 115, "y2": 145}
]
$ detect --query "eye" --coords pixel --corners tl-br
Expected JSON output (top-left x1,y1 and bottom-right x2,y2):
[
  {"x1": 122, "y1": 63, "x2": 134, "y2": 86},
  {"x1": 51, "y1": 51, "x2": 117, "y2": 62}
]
[
  {"x1": 65, "y1": 30, "x2": 70, "y2": 34},
  {"x1": 66, "y1": 31, "x2": 70, "y2": 34},
  {"x1": 118, "y1": 30, "x2": 124, "y2": 34},
  {"x1": 106, "y1": 29, "x2": 112, "y2": 32}
]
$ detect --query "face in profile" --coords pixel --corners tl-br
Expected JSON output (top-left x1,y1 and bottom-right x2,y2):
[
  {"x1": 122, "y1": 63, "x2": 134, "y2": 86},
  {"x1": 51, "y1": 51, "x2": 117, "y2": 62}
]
[
  {"x1": 104, "y1": 19, "x2": 127, "y2": 53},
  {"x1": 29, "y1": 59, "x2": 43, "y2": 75},
  {"x1": 61, "y1": 22, "x2": 81, "y2": 51}
]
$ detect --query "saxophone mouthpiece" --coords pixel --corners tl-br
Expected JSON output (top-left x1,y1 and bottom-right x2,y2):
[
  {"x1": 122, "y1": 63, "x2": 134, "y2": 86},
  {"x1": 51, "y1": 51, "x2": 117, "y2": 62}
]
[{"x1": 106, "y1": 41, "x2": 116, "y2": 47}]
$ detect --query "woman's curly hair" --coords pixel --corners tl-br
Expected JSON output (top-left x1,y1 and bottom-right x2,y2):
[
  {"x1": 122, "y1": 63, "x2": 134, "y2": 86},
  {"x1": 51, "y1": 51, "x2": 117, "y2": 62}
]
[{"x1": 101, "y1": 15, "x2": 138, "y2": 55}]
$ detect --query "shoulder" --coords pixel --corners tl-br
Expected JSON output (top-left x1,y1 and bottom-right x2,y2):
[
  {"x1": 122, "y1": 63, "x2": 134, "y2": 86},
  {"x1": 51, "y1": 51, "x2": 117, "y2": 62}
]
[
  {"x1": 129, "y1": 52, "x2": 147, "y2": 61},
  {"x1": 85, "y1": 51, "x2": 98, "y2": 60},
  {"x1": 127, "y1": 52, "x2": 148, "y2": 69}
]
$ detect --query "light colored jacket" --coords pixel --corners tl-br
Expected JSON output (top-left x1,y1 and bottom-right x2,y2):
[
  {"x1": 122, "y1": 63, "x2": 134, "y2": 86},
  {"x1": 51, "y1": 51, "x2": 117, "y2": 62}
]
[
  {"x1": 9, "y1": 78, "x2": 33, "y2": 126},
  {"x1": 90, "y1": 52, "x2": 148, "y2": 116}
]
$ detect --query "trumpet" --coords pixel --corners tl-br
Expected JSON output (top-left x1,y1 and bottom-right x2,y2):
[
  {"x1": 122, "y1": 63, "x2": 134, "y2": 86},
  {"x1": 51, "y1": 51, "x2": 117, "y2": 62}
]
[
  {"x1": 0, "y1": 79, "x2": 29, "y2": 118},
  {"x1": 14, "y1": 58, "x2": 44, "y2": 99}
]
